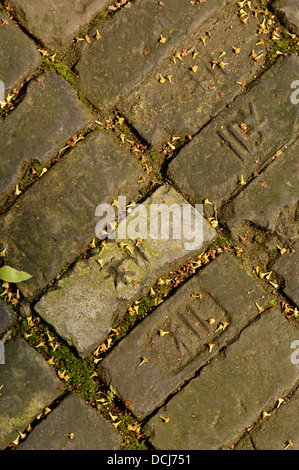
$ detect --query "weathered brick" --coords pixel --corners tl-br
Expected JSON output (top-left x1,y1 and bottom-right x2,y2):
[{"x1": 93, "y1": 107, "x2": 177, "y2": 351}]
[
  {"x1": 34, "y1": 185, "x2": 215, "y2": 357},
  {"x1": 17, "y1": 393, "x2": 122, "y2": 450},
  {"x1": 0, "y1": 72, "x2": 93, "y2": 205},
  {"x1": 76, "y1": 0, "x2": 234, "y2": 110},
  {"x1": 118, "y1": 5, "x2": 271, "y2": 147},
  {"x1": 99, "y1": 252, "x2": 270, "y2": 420},
  {"x1": 4, "y1": 0, "x2": 112, "y2": 50},
  {"x1": 220, "y1": 139, "x2": 299, "y2": 239},
  {"x1": 237, "y1": 389, "x2": 299, "y2": 450},
  {"x1": 0, "y1": 17, "x2": 41, "y2": 93},
  {"x1": 145, "y1": 309, "x2": 299, "y2": 450},
  {"x1": 271, "y1": 0, "x2": 299, "y2": 35},
  {"x1": 0, "y1": 299, "x2": 17, "y2": 337},
  {"x1": 273, "y1": 240, "x2": 299, "y2": 307},
  {"x1": 0, "y1": 129, "x2": 141, "y2": 298},
  {"x1": 168, "y1": 55, "x2": 299, "y2": 209},
  {"x1": 0, "y1": 338, "x2": 64, "y2": 450}
]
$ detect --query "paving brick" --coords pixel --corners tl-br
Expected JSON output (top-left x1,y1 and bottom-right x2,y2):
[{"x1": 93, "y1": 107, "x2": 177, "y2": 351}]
[
  {"x1": 0, "y1": 299, "x2": 17, "y2": 337},
  {"x1": 17, "y1": 393, "x2": 122, "y2": 450},
  {"x1": 0, "y1": 72, "x2": 93, "y2": 206},
  {"x1": 247, "y1": 389, "x2": 299, "y2": 450},
  {"x1": 76, "y1": 0, "x2": 234, "y2": 110},
  {"x1": 34, "y1": 185, "x2": 215, "y2": 357},
  {"x1": 98, "y1": 252, "x2": 270, "y2": 420},
  {"x1": 144, "y1": 309, "x2": 299, "y2": 450},
  {"x1": 234, "y1": 434, "x2": 254, "y2": 450},
  {"x1": 0, "y1": 17, "x2": 41, "y2": 93},
  {"x1": 273, "y1": 240, "x2": 299, "y2": 307},
  {"x1": 4, "y1": 0, "x2": 112, "y2": 51},
  {"x1": 0, "y1": 129, "x2": 141, "y2": 298},
  {"x1": 168, "y1": 55, "x2": 299, "y2": 209},
  {"x1": 271, "y1": 0, "x2": 299, "y2": 35},
  {"x1": 0, "y1": 338, "x2": 64, "y2": 450},
  {"x1": 221, "y1": 139, "x2": 299, "y2": 239},
  {"x1": 118, "y1": 5, "x2": 271, "y2": 147}
]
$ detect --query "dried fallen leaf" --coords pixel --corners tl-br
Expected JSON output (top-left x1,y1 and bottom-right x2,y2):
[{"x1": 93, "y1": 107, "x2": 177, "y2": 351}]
[
  {"x1": 284, "y1": 440, "x2": 293, "y2": 450},
  {"x1": 277, "y1": 398, "x2": 284, "y2": 408},
  {"x1": 139, "y1": 357, "x2": 148, "y2": 366},
  {"x1": 160, "y1": 416, "x2": 170, "y2": 423}
]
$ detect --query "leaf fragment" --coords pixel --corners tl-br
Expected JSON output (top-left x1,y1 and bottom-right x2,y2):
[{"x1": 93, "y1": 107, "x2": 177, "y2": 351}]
[{"x1": 0, "y1": 266, "x2": 32, "y2": 283}]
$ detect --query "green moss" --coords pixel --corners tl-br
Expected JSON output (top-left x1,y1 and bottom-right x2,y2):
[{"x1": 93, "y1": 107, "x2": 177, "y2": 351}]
[
  {"x1": 42, "y1": 59, "x2": 76, "y2": 87},
  {"x1": 268, "y1": 299, "x2": 278, "y2": 308},
  {"x1": 12, "y1": 318, "x2": 98, "y2": 401},
  {"x1": 265, "y1": 29, "x2": 299, "y2": 67},
  {"x1": 254, "y1": 235, "x2": 263, "y2": 245}
]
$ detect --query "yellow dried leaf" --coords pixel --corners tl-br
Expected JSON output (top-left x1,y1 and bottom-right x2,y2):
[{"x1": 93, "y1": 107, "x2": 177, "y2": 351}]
[
  {"x1": 159, "y1": 329, "x2": 169, "y2": 337},
  {"x1": 15, "y1": 184, "x2": 22, "y2": 196},
  {"x1": 139, "y1": 357, "x2": 148, "y2": 366},
  {"x1": 160, "y1": 416, "x2": 170, "y2": 423},
  {"x1": 277, "y1": 398, "x2": 284, "y2": 408}
]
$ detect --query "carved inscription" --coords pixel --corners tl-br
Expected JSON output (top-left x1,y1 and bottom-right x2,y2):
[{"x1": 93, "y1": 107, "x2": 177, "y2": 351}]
[
  {"x1": 218, "y1": 102, "x2": 268, "y2": 161},
  {"x1": 142, "y1": 290, "x2": 230, "y2": 375}
]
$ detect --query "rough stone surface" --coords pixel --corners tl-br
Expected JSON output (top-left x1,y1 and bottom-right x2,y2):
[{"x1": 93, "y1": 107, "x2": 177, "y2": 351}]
[
  {"x1": 0, "y1": 338, "x2": 64, "y2": 450},
  {"x1": 273, "y1": 241, "x2": 299, "y2": 307},
  {"x1": 168, "y1": 55, "x2": 299, "y2": 208},
  {"x1": 248, "y1": 389, "x2": 299, "y2": 450},
  {"x1": 0, "y1": 299, "x2": 17, "y2": 337},
  {"x1": 4, "y1": 0, "x2": 112, "y2": 51},
  {"x1": 76, "y1": 0, "x2": 234, "y2": 110},
  {"x1": 99, "y1": 252, "x2": 270, "y2": 420},
  {"x1": 0, "y1": 72, "x2": 93, "y2": 206},
  {"x1": 0, "y1": 17, "x2": 41, "y2": 93},
  {"x1": 118, "y1": 8, "x2": 271, "y2": 147},
  {"x1": 0, "y1": 129, "x2": 141, "y2": 299},
  {"x1": 17, "y1": 393, "x2": 122, "y2": 450},
  {"x1": 145, "y1": 309, "x2": 299, "y2": 450},
  {"x1": 271, "y1": 0, "x2": 299, "y2": 35},
  {"x1": 234, "y1": 434, "x2": 254, "y2": 450},
  {"x1": 221, "y1": 139, "x2": 299, "y2": 239},
  {"x1": 35, "y1": 185, "x2": 215, "y2": 357}
]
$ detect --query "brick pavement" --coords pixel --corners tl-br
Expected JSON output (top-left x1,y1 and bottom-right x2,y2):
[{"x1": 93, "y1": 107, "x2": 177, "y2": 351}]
[{"x1": 0, "y1": 0, "x2": 298, "y2": 451}]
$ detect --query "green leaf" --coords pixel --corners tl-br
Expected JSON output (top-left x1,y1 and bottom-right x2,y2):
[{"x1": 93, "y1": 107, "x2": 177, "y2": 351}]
[{"x1": 0, "y1": 266, "x2": 32, "y2": 283}]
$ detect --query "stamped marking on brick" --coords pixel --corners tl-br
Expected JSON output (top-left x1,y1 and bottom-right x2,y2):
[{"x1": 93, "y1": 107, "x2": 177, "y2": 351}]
[
  {"x1": 34, "y1": 185, "x2": 215, "y2": 357},
  {"x1": 168, "y1": 55, "x2": 299, "y2": 209},
  {"x1": 98, "y1": 252, "x2": 270, "y2": 420},
  {"x1": 220, "y1": 139, "x2": 299, "y2": 240}
]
